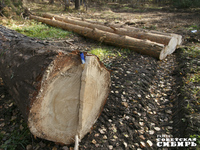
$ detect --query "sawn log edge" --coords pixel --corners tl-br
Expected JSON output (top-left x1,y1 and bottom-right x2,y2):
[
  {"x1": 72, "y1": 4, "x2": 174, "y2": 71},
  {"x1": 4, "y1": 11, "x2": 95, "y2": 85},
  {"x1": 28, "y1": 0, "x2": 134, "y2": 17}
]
[{"x1": 0, "y1": 25, "x2": 111, "y2": 145}]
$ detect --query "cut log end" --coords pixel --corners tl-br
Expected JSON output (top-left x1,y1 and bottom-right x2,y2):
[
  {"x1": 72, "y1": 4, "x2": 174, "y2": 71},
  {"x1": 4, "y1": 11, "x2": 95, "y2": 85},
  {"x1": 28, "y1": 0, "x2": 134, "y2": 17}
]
[
  {"x1": 28, "y1": 54, "x2": 82, "y2": 144},
  {"x1": 78, "y1": 55, "x2": 111, "y2": 139},
  {"x1": 159, "y1": 37, "x2": 178, "y2": 60},
  {"x1": 0, "y1": 25, "x2": 110, "y2": 145},
  {"x1": 28, "y1": 54, "x2": 110, "y2": 145}
]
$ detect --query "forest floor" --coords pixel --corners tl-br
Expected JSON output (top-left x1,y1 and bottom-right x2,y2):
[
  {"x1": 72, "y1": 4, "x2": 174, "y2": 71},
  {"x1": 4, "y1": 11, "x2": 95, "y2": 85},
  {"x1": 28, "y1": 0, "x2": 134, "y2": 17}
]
[{"x1": 0, "y1": 1, "x2": 200, "y2": 150}]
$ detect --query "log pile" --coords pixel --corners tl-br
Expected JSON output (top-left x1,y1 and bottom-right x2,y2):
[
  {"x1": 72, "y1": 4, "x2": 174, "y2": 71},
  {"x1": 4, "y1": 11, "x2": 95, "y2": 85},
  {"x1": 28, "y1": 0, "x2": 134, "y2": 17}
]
[
  {"x1": 30, "y1": 13, "x2": 182, "y2": 60},
  {"x1": 0, "y1": 25, "x2": 110, "y2": 145}
]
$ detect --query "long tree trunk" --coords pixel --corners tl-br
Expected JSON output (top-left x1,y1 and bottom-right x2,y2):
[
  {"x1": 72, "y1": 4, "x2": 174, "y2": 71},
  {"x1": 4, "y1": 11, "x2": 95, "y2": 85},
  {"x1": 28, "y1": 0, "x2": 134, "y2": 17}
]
[
  {"x1": 61, "y1": 15, "x2": 182, "y2": 46},
  {"x1": 0, "y1": 25, "x2": 110, "y2": 145},
  {"x1": 43, "y1": 13, "x2": 179, "y2": 46},
  {"x1": 30, "y1": 15, "x2": 172, "y2": 60},
  {"x1": 42, "y1": 13, "x2": 182, "y2": 59}
]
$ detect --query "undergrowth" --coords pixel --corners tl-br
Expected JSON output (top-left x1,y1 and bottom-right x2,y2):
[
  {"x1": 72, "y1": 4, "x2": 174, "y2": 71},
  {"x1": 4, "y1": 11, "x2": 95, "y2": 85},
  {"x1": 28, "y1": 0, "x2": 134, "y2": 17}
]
[
  {"x1": 89, "y1": 47, "x2": 132, "y2": 60},
  {"x1": 90, "y1": 47, "x2": 118, "y2": 60},
  {"x1": 11, "y1": 21, "x2": 72, "y2": 40}
]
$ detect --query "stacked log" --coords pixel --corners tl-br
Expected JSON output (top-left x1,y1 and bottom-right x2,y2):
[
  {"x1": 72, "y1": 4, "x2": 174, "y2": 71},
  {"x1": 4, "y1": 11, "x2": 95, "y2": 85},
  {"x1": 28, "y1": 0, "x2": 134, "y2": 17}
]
[
  {"x1": 30, "y1": 13, "x2": 182, "y2": 60},
  {"x1": 0, "y1": 25, "x2": 110, "y2": 145}
]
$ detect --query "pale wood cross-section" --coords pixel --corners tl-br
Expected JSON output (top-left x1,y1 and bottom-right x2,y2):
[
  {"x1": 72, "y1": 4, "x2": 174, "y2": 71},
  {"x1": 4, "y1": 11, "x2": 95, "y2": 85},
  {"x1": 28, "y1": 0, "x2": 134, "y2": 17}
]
[{"x1": 0, "y1": 25, "x2": 111, "y2": 145}]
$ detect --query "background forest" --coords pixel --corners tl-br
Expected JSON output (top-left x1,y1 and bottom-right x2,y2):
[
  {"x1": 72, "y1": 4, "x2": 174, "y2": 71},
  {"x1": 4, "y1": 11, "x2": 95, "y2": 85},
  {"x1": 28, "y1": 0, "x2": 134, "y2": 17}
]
[{"x1": 1, "y1": 0, "x2": 200, "y2": 17}]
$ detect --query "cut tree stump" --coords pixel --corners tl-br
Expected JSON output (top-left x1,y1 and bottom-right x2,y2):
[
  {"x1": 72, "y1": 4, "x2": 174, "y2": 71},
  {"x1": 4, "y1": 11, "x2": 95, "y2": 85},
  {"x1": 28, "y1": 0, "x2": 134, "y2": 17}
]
[
  {"x1": 30, "y1": 15, "x2": 174, "y2": 60},
  {"x1": 0, "y1": 25, "x2": 110, "y2": 145}
]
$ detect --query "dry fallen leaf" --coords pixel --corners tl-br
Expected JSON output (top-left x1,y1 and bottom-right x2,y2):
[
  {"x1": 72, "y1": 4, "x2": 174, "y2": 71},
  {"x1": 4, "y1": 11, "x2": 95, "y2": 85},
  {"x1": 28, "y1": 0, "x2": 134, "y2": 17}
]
[
  {"x1": 92, "y1": 139, "x2": 97, "y2": 144},
  {"x1": 121, "y1": 102, "x2": 128, "y2": 107}
]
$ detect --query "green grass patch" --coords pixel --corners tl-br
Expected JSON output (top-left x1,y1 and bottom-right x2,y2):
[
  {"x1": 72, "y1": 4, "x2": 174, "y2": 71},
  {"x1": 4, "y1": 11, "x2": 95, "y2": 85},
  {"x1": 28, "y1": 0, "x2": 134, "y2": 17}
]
[
  {"x1": 11, "y1": 21, "x2": 72, "y2": 40},
  {"x1": 121, "y1": 6, "x2": 132, "y2": 11},
  {"x1": 188, "y1": 24, "x2": 200, "y2": 30},
  {"x1": 89, "y1": 47, "x2": 117, "y2": 60},
  {"x1": 89, "y1": 47, "x2": 134, "y2": 60},
  {"x1": 89, "y1": 47, "x2": 133, "y2": 68}
]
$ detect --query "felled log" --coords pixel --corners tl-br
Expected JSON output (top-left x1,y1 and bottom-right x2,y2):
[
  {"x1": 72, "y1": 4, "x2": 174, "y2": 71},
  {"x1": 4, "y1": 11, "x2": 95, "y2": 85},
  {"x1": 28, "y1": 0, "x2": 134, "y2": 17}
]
[
  {"x1": 0, "y1": 25, "x2": 110, "y2": 145},
  {"x1": 67, "y1": 16, "x2": 183, "y2": 46},
  {"x1": 120, "y1": 25, "x2": 182, "y2": 46},
  {"x1": 42, "y1": 13, "x2": 180, "y2": 56},
  {"x1": 30, "y1": 15, "x2": 172, "y2": 60},
  {"x1": 42, "y1": 13, "x2": 182, "y2": 46}
]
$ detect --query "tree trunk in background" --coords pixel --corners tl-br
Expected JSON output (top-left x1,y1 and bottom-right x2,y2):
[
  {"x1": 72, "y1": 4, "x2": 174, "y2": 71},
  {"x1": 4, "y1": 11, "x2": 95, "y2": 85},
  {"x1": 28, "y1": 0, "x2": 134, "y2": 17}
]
[
  {"x1": 49, "y1": 0, "x2": 54, "y2": 4},
  {"x1": 64, "y1": 0, "x2": 69, "y2": 11},
  {"x1": 75, "y1": 0, "x2": 80, "y2": 9},
  {"x1": 0, "y1": 25, "x2": 111, "y2": 145},
  {"x1": 0, "y1": 0, "x2": 5, "y2": 13}
]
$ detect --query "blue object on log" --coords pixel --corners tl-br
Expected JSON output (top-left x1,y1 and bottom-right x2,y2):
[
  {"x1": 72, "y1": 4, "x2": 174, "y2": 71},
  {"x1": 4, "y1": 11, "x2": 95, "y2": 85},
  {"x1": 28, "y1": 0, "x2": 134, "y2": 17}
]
[{"x1": 80, "y1": 52, "x2": 85, "y2": 64}]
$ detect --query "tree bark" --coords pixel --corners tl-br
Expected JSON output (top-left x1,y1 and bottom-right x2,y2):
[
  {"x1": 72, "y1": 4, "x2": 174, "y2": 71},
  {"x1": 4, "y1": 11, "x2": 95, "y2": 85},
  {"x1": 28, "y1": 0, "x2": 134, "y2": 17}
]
[
  {"x1": 30, "y1": 15, "x2": 172, "y2": 60},
  {"x1": 75, "y1": 0, "x2": 80, "y2": 9},
  {"x1": 49, "y1": 0, "x2": 54, "y2": 4},
  {"x1": 42, "y1": 13, "x2": 175, "y2": 44},
  {"x1": 64, "y1": 0, "x2": 69, "y2": 11},
  {"x1": 0, "y1": 25, "x2": 110, "y2": 145},
  {"x1": 60, "y1": 15, "x2": 182, "y2": 46},
  {"x1": 42, "y1": 13, "x2": 181, "y2": 59}
]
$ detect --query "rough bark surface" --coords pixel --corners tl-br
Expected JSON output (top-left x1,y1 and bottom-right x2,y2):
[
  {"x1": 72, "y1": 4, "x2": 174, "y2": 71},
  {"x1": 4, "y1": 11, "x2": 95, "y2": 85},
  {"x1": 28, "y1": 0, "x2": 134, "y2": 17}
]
[
  {"x1": 0, "y1": 25, "x2": 111, "y2": 145},
  {"x1": 69, "y1": 16, "x2": 182, "y2": 46},
  {"x1": 42, "y1": 13, "x2": 179, "y2": 47},
  {"x1": 30, "y1": 15, "x2": 172, "y2": 60}
]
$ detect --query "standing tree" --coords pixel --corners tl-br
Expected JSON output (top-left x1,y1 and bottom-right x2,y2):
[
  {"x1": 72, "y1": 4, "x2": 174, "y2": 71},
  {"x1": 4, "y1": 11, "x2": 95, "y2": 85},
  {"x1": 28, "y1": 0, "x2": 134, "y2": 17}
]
[
  {"x1": 64, "y1": 0, "x2": 69, "y2": 11},
  {"x1": 0, "y1": 0, "x2": 5, "y2": 16},
  {"x1": 75, "y1": 0, "x2": 80, "y2": 9},
  {"x1": 49, "y1": 0, "x2": 54, "y2": 4}
]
